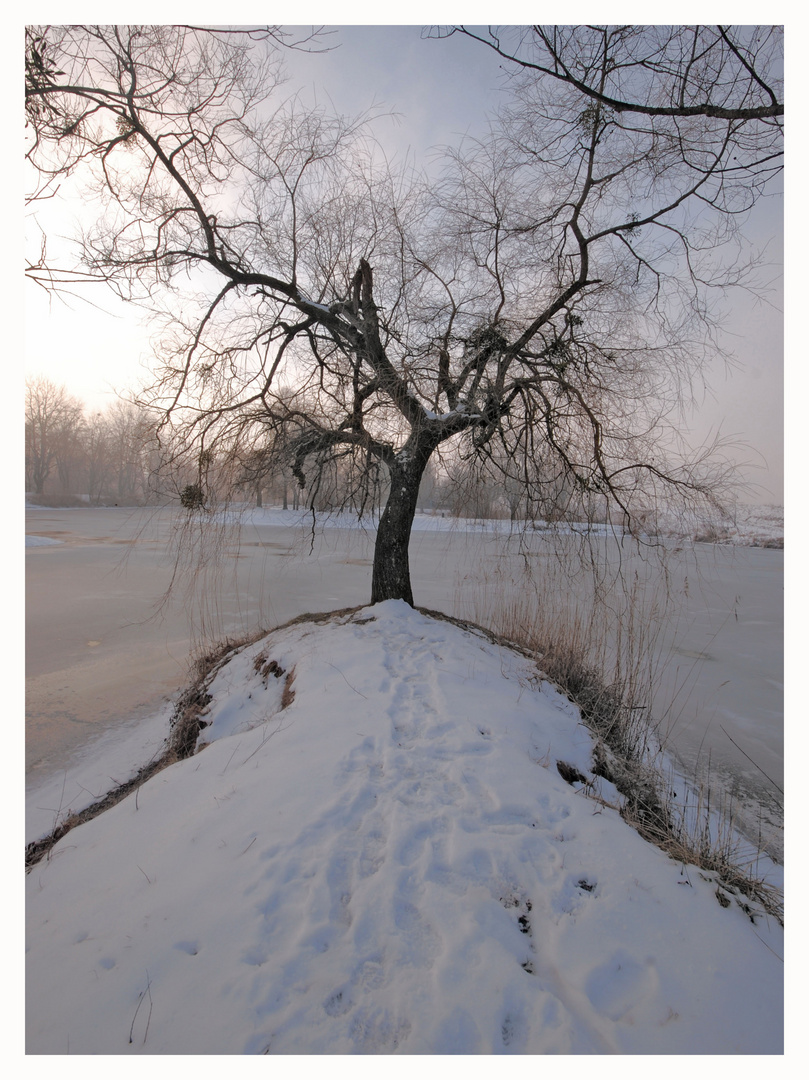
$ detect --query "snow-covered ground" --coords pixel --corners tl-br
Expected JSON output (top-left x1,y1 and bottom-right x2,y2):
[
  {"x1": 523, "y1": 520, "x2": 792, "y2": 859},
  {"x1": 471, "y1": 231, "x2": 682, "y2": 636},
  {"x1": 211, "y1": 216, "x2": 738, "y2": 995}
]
[
  {"x1": 216, "y1": 501, "x2": 785, "y2": 547},
  {"x1": 645, "y1": 502, "x2": 784, "y2": 548},
  {"x1": 24, "y1": 533, "x2": 62, "y2": 547},
  {"x1": 25, "y1": 601, "x2": 783, "y2": 1055}
]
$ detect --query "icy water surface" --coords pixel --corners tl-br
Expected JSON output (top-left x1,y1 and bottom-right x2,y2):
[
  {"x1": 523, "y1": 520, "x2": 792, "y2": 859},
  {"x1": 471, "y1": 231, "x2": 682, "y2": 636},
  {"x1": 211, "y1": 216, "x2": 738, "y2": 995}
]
[
  {"x1": 25, "y1": 506, "x2": 783, "y2": 855},
  {"x1": 451, "y1": 528, "x2": 784, "y2": 858}
]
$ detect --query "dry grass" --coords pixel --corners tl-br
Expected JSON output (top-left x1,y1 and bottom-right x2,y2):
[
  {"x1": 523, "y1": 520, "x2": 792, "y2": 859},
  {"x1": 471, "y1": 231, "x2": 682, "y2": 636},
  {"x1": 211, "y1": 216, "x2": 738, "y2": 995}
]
[
  {"x1": 26, "y1": 586, "x2": 782, "y2": 925},
  {"x1": 451, "y1": 551, "x2": 784, "y2": 924},
  {"x1": 25, "y1": 754, "x2": 177, "y2": 870},
  {"x1": 26, "y1": 612, "x2": 349, "y2": 869},
  {"x1": 280, "y1": 667, "x2": 296, "y2": 709}
]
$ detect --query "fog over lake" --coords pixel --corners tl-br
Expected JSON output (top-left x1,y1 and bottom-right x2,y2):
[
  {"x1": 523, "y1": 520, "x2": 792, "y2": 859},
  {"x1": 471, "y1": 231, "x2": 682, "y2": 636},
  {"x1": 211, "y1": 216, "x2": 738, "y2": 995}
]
[{"x1": 26, "y1": 506, "x2": 783, "y2": 858}]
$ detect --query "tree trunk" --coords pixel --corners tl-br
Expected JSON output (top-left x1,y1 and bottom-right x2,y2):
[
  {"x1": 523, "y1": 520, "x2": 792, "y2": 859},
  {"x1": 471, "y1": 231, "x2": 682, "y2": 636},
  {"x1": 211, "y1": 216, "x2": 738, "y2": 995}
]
[{"x1": 371, "y1": 450, "x2": 430, "y2": 606}]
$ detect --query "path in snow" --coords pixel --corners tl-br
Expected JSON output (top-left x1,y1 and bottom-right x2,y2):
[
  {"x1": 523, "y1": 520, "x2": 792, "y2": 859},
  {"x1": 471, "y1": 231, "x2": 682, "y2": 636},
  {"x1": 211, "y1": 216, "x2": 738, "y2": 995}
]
[{"x1": 25, "y1": 603, "x2": 783, "y2": 1055}]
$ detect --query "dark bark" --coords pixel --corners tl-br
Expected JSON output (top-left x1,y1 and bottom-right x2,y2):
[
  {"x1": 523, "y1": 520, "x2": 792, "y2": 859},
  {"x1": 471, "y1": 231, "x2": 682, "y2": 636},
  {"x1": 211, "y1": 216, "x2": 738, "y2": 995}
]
[{"x1": 371, "y1": 446, "x2": 432, "y2": 606}]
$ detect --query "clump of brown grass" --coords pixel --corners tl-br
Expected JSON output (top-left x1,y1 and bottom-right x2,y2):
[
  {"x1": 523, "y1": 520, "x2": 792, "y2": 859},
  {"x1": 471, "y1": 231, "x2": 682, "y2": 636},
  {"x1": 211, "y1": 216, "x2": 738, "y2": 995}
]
[
  {"x1": 280, "y1": 667, "x2": 296, "y2": 709},
  {"x1": 452, "y1": 549, "x2": 783, "y2": 924},
  {"x1": 168, "y1": 630, "x2": 267, "y2": 759}
]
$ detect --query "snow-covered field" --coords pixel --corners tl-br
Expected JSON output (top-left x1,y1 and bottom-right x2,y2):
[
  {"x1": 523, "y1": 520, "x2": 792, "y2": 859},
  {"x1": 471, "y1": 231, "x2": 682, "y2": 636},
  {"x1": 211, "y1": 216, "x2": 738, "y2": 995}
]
[
  {"x1": 25, "y1": 601, "x2": 783, "y2": 1055},
  {"x1": 25, "y1": 497, "x2": 785, "y2": 548},
  {"x1": 646, "y1": 502, "x2": 784, "y2": 548},
  {"x1": 214, "y1": 500, "x2": 785, "y2": 547}
]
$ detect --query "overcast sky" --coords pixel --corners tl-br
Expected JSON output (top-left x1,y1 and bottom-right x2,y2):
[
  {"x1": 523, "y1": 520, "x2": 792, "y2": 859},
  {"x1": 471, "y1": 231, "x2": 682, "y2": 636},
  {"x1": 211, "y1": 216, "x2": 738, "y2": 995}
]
[{"x1": 23, "y1": 21, "x2": 784, "y2": 502}]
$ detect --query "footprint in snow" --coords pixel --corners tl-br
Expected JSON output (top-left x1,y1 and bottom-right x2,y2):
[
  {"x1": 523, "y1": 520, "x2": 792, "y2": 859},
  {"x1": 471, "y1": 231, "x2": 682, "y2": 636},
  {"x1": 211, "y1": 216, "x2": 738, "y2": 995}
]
[
  {"x1": 585, "y1": 950, "x2": 659, "y2": 1022},
  {"x1": 323, "y1": 987, "x2": 354, "y2": 1017}
]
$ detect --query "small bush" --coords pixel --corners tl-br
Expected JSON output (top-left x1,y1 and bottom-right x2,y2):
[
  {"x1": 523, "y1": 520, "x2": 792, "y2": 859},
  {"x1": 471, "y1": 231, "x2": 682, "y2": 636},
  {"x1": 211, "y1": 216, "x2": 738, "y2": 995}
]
[{"x1": 180, "y1": 484, "x2": 206, "y2": 510}]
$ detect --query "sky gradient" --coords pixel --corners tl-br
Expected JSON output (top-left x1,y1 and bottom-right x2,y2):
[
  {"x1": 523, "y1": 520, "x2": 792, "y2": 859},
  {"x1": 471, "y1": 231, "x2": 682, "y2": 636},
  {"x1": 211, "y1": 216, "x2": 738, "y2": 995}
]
[{"x1": 23, "y1": 23, "x2": 784, "y2": 502}]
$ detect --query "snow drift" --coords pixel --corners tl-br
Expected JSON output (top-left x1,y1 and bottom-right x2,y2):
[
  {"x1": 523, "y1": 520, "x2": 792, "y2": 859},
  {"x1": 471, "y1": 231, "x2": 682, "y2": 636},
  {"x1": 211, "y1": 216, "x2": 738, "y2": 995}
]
[{"x1": 25, "y1": 601, "x2": 783, "y2": 1054}]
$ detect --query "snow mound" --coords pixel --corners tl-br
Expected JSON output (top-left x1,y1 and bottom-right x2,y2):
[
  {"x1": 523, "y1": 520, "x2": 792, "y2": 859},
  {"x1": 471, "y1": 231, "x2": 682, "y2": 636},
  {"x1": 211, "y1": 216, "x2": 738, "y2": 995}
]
[{"x1": 25, "y1": 601, "x2": 783, "y2": 1054}]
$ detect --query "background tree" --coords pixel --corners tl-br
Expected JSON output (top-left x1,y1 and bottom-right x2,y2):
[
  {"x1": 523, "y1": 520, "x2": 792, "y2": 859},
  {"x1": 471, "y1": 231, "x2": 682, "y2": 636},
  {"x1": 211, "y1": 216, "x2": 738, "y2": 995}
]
[
  {"x1": 25, "y1": 379, "x2": 157, "y2": 504},
  {"x1": 25, "y1": 376, "x2": 84, "y2": 495},
  {"x1": 25, "y1": 25, "x2": 782, "y2": 605},
  {"x1": 82, "y1": 411, "x2": 113, "y2": 504},
  {"x1": 104, "y1": 400, "x2": 153, "y2": 503}
]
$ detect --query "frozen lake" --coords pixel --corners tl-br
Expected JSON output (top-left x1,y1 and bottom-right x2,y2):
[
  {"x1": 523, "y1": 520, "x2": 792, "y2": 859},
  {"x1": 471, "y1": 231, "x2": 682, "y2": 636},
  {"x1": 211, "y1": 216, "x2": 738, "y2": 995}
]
[{"x1": 25, "y1": 505, "x2": 783, "y2": 855}]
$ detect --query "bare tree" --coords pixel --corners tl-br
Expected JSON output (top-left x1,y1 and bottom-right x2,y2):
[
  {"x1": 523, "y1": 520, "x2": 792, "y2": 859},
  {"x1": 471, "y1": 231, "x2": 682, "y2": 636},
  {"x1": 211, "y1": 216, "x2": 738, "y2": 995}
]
[
  {"x1": 437, "y1": 26, "x2": 783, "y2": 123},
  {"x1": 101, "y1": 400, "x2": 153, "y2": 503},
  {"x1": 81, "y1": 411, "x2": 113, "y2": 503},
  {"x1": 25, "y1": 376, "x2": 84, "y2": 495},
  {"x1": 25, "y1": 25, "x2": 781, "y2": 605},
  {"x1": 24, "y1": 379, "x2": 157, "y2": 503}
]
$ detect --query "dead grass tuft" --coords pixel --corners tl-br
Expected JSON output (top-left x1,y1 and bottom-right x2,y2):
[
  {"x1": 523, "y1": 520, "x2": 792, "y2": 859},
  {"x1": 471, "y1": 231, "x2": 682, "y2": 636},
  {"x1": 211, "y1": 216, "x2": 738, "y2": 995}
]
[
  {"x1": 450, "y1": 562, "x2": 783, "y2": 925},
  {"x1": 280, "y1": 667, "x2": 296, "y2": 709}
]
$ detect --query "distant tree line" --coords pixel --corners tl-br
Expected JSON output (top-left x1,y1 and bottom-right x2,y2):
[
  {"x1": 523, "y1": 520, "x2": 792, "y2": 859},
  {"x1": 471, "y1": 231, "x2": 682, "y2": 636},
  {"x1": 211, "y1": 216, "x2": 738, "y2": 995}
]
[
  {"x1": 165, "y1": 423, "x2": 616, "y2": 525},
  {"x1": 24, "y1": 374, "x2": 634, "y2": 524},
  {"x1": 25, "y1": 376, "x2": 155, "y2": 504}
]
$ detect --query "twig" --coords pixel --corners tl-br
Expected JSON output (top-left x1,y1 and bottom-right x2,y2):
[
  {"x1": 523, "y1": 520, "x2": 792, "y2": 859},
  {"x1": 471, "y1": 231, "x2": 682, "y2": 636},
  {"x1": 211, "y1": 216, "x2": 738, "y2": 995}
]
[
  {"x1": 129, "y1": 973, "x2": 153, "y2": 1044},
  {"x1": 719, "y1": 725, "x2": 784, "y2": 798},
  {"x1": 325, "y1": 660, "x2": 368, "y2": 698},
  {"x1": 750, "y1": 928, "x2": 784, "y2": 962},
  {"x1": 142, "y1": 978, "x2": 153, "y2": 1045},
  {"x1": 222, "y1": 745, "x2": 240, "y2": 773}
]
